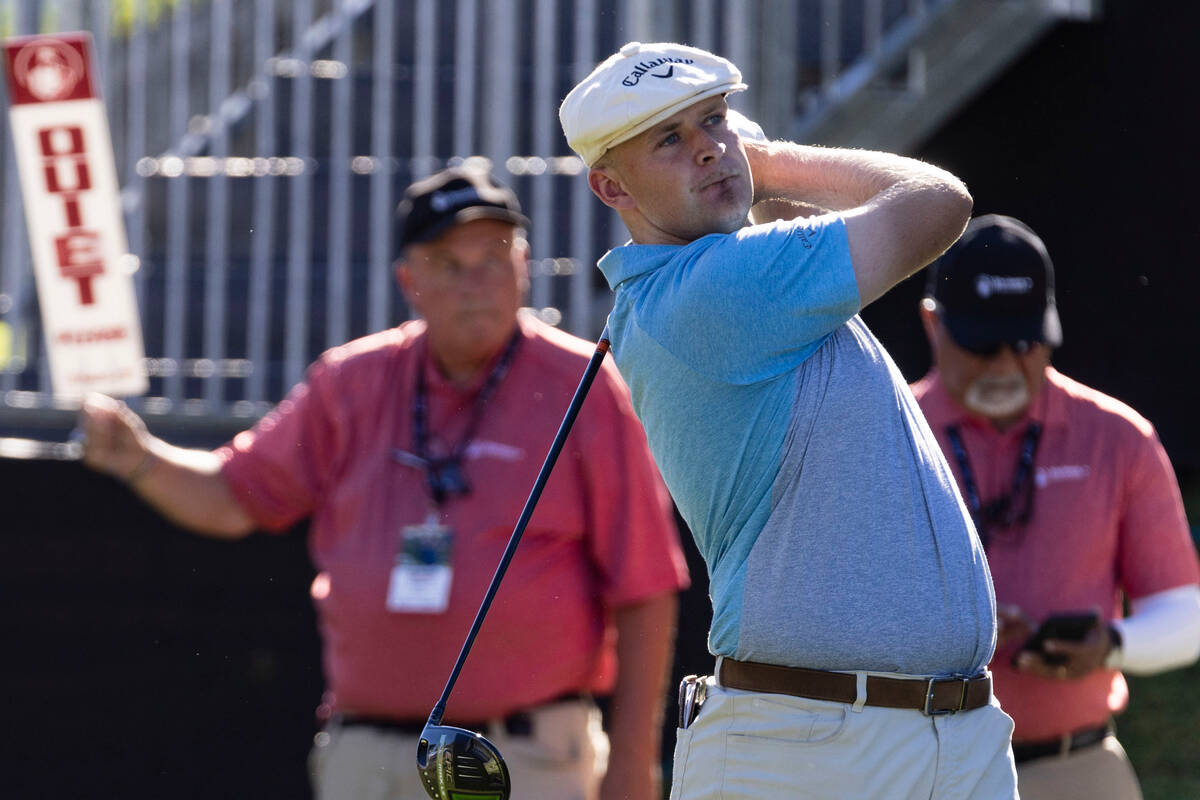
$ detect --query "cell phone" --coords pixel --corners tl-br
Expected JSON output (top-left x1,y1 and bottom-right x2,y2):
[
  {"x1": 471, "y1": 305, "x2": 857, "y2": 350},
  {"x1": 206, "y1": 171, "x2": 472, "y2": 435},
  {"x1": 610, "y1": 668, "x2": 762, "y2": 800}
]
[{"x1": 1013, "y1": 611, "x2": 1100, "y2": 666}]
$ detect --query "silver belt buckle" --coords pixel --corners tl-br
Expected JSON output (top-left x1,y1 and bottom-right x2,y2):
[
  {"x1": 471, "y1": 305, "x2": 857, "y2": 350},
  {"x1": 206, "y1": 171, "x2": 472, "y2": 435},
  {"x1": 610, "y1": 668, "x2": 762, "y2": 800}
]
[{"x1": 923, "y1": 677, "x2": 969, "y2": 716}]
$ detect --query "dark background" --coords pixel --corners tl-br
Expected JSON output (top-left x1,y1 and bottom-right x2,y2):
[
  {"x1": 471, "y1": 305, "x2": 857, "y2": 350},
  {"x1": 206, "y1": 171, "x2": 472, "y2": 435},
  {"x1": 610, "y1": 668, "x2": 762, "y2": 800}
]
[{"x1": 3, "y1": 4, "x2": 1198, "y2": 797}]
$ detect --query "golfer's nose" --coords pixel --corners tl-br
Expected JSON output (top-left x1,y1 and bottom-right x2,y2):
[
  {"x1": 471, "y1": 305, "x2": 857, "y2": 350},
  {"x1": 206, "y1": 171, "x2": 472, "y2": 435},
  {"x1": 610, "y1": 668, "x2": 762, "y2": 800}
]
[{"x1": 695, "y1": 133, "x2": 726, "y2": 165}]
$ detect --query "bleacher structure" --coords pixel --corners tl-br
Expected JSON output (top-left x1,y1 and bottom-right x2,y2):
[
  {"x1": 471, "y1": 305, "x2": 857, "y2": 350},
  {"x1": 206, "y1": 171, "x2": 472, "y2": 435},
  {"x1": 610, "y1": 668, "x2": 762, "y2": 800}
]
[{"x1": 0, "y1": 0, "x2": 1099, "y2": 431}]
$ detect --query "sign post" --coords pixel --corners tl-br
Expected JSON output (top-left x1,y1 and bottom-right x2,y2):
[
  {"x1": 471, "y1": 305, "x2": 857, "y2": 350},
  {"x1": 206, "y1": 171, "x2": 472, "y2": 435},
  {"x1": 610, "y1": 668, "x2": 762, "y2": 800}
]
[{"x1": 2, "y1": 32, "x2": 147, "y2": 399}]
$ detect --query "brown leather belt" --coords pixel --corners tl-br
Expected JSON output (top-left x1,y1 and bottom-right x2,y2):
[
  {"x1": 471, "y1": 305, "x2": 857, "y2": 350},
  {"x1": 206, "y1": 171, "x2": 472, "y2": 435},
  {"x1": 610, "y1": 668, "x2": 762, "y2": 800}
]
[
  {"x1": 1012, "y1": 723, "x2": 1112, "y2": 763},
  {"x1": 718, "y1": 658, "x2": 991, "y2": 716}
]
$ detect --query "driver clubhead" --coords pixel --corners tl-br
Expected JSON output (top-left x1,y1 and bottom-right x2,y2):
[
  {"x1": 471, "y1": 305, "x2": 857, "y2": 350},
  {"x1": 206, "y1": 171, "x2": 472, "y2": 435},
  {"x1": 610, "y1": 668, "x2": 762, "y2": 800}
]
[{"x1": 416, "y1": 724, "x2": 511, "y2": 800}]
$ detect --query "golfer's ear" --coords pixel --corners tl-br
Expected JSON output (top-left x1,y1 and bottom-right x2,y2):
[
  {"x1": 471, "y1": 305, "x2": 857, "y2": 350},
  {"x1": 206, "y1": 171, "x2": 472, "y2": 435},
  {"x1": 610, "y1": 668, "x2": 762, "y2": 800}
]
[{"x1": 588, "y1": 167, "x2": 636, "y2": 211}]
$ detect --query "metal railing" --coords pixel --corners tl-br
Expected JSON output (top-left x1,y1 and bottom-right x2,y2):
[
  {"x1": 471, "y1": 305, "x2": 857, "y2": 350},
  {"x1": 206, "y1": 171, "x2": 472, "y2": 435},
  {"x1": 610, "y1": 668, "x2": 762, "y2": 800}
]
[{"x1": 0, "y1": 0, "x2": 1089, "y2": 425}]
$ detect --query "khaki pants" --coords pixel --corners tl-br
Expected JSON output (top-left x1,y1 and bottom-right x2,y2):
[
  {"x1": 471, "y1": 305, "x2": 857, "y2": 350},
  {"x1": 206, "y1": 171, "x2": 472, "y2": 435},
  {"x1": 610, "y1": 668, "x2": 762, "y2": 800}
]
[
  {"x1": 310, "y1": 699, "x2": 608, "y2": 800},
  {"x1": 1016, "y1": 736, "x2": 1142, "y2": 800},
  {"x1": 670, "y1": 677, "x2": 1018, "y2": 800}
]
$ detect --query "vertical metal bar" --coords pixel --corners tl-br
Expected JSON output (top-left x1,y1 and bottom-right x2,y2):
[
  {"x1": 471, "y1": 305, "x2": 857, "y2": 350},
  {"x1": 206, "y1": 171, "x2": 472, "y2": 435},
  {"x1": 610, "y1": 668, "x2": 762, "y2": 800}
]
[
  {"x1": 367, "y1": 0, "x2": 396, "y2": 333},
  {"x1": 18, "y1": 0, "x2": 36, "y2": 32},
  {"x1": 91, "y1": 0, "x2": 114, "y2": 131},
  {"x1": 569, "y1": 0, "x2": 597, "y2": 337},
  {"x1": 325, "y1": 0, "x2": 353, "y2": 347},
  {"x1": 203, "y1": 0, "x2": 232, "y2": 408},
  {"x1": 0, "y1": 5, "x2": 30, "y2": 393},
  {"x1": 453, "y1": 0, "x2": 476, "y2": 158},
  {"x1": 692, "y1": 0, "x2": 716, "y2": 51},
  {"x1": 723, "y1": 0, "x2": 750, "y2": 108},
  {"x1": 865, "y1": 0, "x2": 884, "y2": 56},
  {"x1": 164, "y1": 0, "x2": 191, "y2": 404},
  {"x1": 483, "y1": 1, "x2": 514, "y2": 172},
  {"x1": 34, "y1": 0, "x2": 52, "y2": 397},
  {"x1": 284, "y1": 0, "x2": 314, "y2": 389},
  {"x1": 622, "y1": 0, "x2": 652, "y2": 43},
  {"x1": 530, "y1": 0, "x2": 556, "y2": 313},
  {"x1": 247, "y1": 0, "x2": 277, "y2": 404},
  {"x1": 412, "y1": 0, "x2": 436, "y2": 178},
  {"x1": 759, "y1": 0, "x2": 798, "y2": 137},
  {"x1": 908, "y1": 0, "x2": 928, "y2": 95},
  {"x1": 611, "y1": 0, "x2": 648, "y2": 253},
  {"x1": 127, "y1": 0, "x2": 148, "y2": 315},
  {"x1": 820, "y1": 0, "x2": 842, "y2": 94}
]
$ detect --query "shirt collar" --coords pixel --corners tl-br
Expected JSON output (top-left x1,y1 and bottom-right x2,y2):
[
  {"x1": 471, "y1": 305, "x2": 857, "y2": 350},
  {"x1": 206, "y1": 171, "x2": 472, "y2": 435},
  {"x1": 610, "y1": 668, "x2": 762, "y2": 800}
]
[{"x1": 597, "y1": 242, "x2": 687, "y2": 290}]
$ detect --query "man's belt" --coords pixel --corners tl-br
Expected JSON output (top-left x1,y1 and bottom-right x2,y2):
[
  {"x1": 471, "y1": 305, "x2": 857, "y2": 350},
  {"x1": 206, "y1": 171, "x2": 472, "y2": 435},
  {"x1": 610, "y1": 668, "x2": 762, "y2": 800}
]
[
  {"x1": 337, "y1": 691, "x2": 592, "y2": 738},
  {"x1": 1011, "y1": 723, "x2": 1112, "y2": 764},
  {"x1": 718, "y1": 658, "x2": 991, "y2": 716}
]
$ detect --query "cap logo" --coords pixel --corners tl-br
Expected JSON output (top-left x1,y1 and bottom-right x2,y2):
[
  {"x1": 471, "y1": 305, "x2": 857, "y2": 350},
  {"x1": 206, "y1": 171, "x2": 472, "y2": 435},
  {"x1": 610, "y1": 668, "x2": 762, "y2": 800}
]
[
  {"x1": 975, "y1": 274, "x2": 1033, "y2": 298},
  {"x1": 430, "y1": 187, "x2": 480, "y2": 212},
  {"x1": 622, "y1": 57, "x2": 693, "y2": 87}
]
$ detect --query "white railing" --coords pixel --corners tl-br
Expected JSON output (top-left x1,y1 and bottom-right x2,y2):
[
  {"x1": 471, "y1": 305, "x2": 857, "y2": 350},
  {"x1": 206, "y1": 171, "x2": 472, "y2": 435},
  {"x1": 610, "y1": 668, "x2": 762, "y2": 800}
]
[{"x1": 0, "y1": 0, "x2": 1089, "y2": 423}]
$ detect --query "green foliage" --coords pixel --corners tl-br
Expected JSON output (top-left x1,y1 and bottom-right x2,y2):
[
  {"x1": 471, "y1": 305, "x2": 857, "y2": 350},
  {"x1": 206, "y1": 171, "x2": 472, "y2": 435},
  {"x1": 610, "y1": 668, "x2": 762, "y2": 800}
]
[{"x1": 1118, "y1": 660, "x2": 1200, "y2": 800}]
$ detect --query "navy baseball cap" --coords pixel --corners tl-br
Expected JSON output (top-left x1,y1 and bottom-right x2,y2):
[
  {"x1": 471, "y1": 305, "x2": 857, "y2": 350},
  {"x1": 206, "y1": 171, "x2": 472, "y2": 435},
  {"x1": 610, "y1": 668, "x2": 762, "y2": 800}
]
[
  {"x1": 925, "y1": 214, "x2": 1063, "y2": 354},
  {"x1": 396, "y1": 166, "x2": 530, "y2": 250}
]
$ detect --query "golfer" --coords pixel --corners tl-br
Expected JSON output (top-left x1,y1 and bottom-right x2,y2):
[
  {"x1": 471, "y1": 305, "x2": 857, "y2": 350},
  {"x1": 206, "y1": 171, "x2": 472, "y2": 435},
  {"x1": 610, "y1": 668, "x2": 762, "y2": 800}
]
[{"x1": 560, "y1": 42, "x2": 1017, "y2": 799}]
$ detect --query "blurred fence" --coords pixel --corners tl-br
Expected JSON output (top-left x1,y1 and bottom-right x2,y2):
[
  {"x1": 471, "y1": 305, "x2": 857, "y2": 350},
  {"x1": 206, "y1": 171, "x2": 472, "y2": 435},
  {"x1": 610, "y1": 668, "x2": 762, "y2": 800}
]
[{"x1": 0, "y1": 0, "x2": 1024, "y2": 422}]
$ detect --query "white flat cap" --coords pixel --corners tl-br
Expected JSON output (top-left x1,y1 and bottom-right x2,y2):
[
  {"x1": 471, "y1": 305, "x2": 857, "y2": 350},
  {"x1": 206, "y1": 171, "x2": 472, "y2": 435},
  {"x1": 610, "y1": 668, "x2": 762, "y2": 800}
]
[{"x1": 559, "y1": 41, "x2": 747, "y2": 167}]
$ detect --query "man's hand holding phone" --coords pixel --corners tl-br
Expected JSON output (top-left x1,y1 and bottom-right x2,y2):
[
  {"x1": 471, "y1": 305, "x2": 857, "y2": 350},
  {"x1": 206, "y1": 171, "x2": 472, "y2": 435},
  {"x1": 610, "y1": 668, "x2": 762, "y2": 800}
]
[{"x1": 1012, "y1": 610, "x2": 1116, "y2": 679}]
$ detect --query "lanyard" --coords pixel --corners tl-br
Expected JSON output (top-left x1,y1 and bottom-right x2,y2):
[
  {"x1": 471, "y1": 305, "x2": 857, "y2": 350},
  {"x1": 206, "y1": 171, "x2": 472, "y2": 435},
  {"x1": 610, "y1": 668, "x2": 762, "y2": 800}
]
[
  {"x1": 406, "y1": 329, "x2": 522, "y2": 507},
  {"x1": 945, "y1": 422, "x2": 1041, "y2": 550}
]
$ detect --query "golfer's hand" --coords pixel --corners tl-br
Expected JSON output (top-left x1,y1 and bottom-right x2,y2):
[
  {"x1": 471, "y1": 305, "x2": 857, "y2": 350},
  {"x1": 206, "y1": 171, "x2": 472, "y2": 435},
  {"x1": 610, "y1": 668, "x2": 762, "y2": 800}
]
[
  {"x1": 1014, "y1": 619, "x2": 1113, "y2": 680},
  {"x1": 996, "y1": 604, "x2": 1033, "y2": 650},
  {"x1": 78, "y1": 392, "x2": 153, "y2": 482}
]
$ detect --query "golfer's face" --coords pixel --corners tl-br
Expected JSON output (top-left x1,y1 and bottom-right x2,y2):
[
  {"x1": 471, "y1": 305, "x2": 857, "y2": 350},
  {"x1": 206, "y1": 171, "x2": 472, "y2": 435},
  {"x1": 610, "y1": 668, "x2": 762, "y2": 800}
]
[
  {"x1": 398, "y1": 218, "x2": 528, "y2": 368},
  {"x1": 609, "y1": 97, "x2": 753, "y2": 243}
]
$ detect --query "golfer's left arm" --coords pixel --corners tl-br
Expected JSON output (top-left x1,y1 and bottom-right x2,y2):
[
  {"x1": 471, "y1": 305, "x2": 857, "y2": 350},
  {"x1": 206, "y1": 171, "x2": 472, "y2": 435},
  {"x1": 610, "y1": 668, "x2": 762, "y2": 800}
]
[
  {"x1": 602, "y1": 590, "x2": 679, "y2": 800},
  {"x1": 742, "y1": 140, "x2": 972, "y2": 306}
]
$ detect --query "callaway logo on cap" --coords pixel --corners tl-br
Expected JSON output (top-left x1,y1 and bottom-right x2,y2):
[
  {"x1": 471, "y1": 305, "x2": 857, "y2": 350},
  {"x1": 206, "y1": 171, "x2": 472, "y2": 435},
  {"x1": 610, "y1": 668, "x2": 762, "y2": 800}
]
[{"x1": 559, "y1": 42, "x2": 747, "y2": 166}]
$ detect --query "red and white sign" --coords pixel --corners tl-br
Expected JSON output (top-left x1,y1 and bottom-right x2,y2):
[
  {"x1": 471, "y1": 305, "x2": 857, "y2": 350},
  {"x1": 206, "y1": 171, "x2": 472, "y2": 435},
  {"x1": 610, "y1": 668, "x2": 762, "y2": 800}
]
[{"x1": 3, "y1": 32, "x2": 147, "y2": 398}]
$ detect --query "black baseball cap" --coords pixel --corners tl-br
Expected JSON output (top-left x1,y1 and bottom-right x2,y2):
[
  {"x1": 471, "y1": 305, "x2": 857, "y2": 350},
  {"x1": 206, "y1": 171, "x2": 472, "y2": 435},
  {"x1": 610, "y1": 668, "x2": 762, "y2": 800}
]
[
  {"x1": 925, "y1": 214, "x2": 1062, "y2": 354},
  {"x1": 396, "y1": 166, "x2": 530, "y2": 250}
]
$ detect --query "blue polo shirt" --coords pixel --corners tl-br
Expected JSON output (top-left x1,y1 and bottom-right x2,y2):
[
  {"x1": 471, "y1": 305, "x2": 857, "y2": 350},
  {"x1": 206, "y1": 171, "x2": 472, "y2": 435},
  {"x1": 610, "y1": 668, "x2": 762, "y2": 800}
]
[{"x1": 598, "y1": 215, "x2": 995, "y2": 676}]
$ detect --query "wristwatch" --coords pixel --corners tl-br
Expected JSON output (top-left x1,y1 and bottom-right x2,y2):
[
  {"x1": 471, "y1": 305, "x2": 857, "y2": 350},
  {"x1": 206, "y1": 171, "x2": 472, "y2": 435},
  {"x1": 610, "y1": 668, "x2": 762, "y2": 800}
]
[{"x1": 1104, "y1": 622, "x2": 1124, "y2": 669}]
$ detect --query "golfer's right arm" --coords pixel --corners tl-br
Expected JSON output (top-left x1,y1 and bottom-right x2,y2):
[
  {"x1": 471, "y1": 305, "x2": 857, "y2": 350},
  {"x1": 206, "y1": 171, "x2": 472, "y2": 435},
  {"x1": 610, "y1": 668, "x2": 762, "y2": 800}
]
[
  {"x1": 78, "y1": 393, "x2": 255, "y2": 538},
  {"x1": 743, "y1": 139, "x2": 972, "y2": 306}
]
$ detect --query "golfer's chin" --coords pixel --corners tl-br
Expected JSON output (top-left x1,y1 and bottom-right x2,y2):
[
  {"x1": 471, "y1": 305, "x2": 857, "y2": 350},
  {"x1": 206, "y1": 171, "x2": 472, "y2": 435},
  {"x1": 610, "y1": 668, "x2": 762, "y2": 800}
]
[{"x1": 705, "y1": 205, "x2": 753, "y2": 236}]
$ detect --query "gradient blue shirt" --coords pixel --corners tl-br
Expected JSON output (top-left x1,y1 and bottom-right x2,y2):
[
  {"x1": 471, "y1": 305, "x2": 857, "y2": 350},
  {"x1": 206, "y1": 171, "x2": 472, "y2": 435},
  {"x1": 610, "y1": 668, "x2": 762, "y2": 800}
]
[{"x1": 598, "y1": 215, "x2": 996, "y2": 676}]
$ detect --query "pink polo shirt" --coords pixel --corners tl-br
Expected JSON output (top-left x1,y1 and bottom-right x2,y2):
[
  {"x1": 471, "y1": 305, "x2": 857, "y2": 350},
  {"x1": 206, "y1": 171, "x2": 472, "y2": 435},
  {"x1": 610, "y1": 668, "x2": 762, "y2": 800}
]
[
  {"x1": 913, "y1": 367, "x2": 1199, "y2": 740},
  {"x1": 217, "y1": 313, "x2": 688, "y2": 720}
]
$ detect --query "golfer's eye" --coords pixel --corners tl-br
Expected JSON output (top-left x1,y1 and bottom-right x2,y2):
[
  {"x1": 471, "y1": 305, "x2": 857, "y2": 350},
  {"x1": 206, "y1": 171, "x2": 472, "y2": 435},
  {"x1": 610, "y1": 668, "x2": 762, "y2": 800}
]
[
  {"x1": 658, "y1": 132, "x2": 680, "y2": 147},
  {"x1": 706, "y1": 113, "x2": 726, "y2": 127}
]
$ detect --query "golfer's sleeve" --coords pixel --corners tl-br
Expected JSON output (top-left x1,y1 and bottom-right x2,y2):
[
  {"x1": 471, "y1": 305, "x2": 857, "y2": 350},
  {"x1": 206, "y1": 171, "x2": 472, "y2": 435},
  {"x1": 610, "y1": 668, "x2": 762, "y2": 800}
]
[
  {"x1": 218, "y1": 358, "x2": 341, "y2": 532},
  {"x1": 580, "y1": 363, "x2": 689, "y2": 607},
  {"x1": 641, "y1": 214, "x2": 860, "y2": 383}
]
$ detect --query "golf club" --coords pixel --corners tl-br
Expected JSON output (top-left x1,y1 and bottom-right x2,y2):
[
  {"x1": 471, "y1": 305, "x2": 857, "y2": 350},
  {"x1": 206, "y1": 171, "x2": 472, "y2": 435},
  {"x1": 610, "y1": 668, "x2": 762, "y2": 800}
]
[{"x1": 416, "y1": 327, "x2": 612, "y2": 800}]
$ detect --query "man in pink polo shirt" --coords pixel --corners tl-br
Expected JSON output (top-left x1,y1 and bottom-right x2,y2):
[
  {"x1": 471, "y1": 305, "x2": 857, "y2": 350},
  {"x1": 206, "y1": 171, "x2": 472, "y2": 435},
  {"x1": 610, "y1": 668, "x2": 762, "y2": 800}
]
[
  {"x1": 77, "y1": 166, "x2": 689, "y2": 800},
  {"x1": 912, "y1": 214, "x2": 1200, "y2": 800}
]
